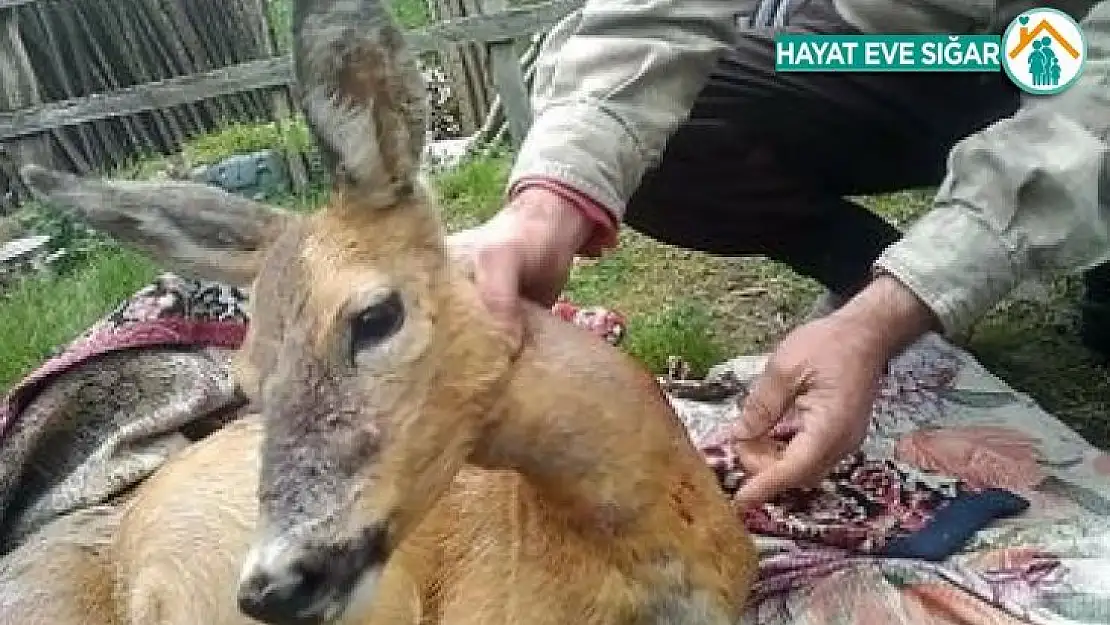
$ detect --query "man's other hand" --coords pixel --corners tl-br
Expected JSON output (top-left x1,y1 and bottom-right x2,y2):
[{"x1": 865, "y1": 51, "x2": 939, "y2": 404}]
[{"x1": 730, "y1": 274, "x2": 939, "y2": 509}]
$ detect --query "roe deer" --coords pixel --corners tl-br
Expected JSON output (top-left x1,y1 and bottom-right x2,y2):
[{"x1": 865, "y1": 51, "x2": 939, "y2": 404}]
[{"x1": 10, "y1": 0, "x2": 758, "y2": 622}]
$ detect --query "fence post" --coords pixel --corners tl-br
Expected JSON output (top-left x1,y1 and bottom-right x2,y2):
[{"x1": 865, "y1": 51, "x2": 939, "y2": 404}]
[
  {"x1": 428, "y1": 0, "x2": 492, "y2": 137},
  {"x1": 247, "y1": 0, "x2": 309, "y2": 192},
  {"x1": 0, "y1": 2, "x2": 55, "y2": 202},
  {"x1": 482, "y1": 0, "x2": 532, "y2": 148}
]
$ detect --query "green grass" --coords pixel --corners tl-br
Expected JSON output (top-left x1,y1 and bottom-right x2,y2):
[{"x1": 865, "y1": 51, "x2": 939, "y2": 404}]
[
  {"x1": 3, "y1": 128, "x2": 1108, "y2": 448},
  {"x1": 623, "y1": 302, "x2": 726, "y2": 377},
  {"x1": 434, "y1": 155, "x2": 512, "y2": 229},
  {"x1": 183, "y1": 119, "x2": 313, "y2": 166},
  {"x1": 0, "y1": 247, "x2": 159, "y2": 388}
]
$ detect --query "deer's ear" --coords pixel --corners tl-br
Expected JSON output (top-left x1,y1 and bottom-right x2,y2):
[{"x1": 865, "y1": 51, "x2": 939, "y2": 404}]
[{"x1": 20, "y1": 164, "x2": 294, "y2": 287}]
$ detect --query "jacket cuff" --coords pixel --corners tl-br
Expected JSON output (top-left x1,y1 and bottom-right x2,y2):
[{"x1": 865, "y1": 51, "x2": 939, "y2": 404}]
[
  {"x1": 873, "y1": 202, "x2": 1019, "y2": 337},
  {"x1": 508, "y1": 102, "x2": 644, "y2": 226},
  {"x1": 509, "y1": 176, "x2": 620, "y2": 257}
]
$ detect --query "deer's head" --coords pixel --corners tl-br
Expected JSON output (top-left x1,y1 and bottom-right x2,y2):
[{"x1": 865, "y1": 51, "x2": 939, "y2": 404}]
[{"x1": 21, "y1": 0, "x2": 518, "y2": 622}]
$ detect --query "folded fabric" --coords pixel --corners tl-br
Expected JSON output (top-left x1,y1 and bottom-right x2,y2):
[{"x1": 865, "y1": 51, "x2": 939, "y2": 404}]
[
  {"x1": 701, "y1": 438, "x2": 1029, "y2": 560},
  {"x1": 0, "y1": 274, "x2": 249, "y2": 439},
  {"x1": 550, "y1": 298, "x2": 627, "y2": 346}
]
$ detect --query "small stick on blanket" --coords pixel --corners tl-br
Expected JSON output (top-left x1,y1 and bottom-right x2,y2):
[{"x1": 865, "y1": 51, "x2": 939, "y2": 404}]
[{"x1": 659, "y1": 356, "x2": 749, "y2": 402}]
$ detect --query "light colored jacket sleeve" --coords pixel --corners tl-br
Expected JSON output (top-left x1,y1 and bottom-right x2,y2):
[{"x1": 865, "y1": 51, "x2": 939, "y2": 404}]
[
  {"x1": 506, "y1": 0, "x2": 742, "y2": 219},
  {"x1": 875, "y1": 2, "x2": 1110, "y2": 337}
]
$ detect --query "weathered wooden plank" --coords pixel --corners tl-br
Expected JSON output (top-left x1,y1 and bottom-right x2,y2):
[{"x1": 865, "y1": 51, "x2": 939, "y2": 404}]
[
  {"x1": 0, "y1": 0, "x2": 580, "y2": 140},
  {"x1": 228, "y1": 0, "x2": 276, "y2": 119},
  {"x1": 431, "y1": 0, "x2": 488, "y2": 136},
  {"x1": 135, "y1": 0, "x2": 205, "y2": 134},
  {"x1": 195, "y1": 0, "x2": 252, "y2": 120},
  {"x1": 0, "y1": 56, "x2": 292, "y2": 140},
  {"x1": 25, "y1": 3, "x2": 93, "y2": 172},
  {"x1": 248, "y1": 0, "x2": 309, "y2": 191},
  {"x1": 0, "y1": 234, "x2": 50, "y2": 265},
  {"x1": 487, "y1": 48, "x2": 531, "y2": 146},
  {"x1": 475, "y1": 31, "x2": 542, "y2": 146},
  {"x1": 459, "y1": 0, "x2": 495, "y2": 132},
  {"x1": 69, "y1": 1, "x2": 152, "y2": 150},
  {"x1": 407, "y1": 0, "x2": 580, "y2": 51},
  {"x1": 483, "y1": 0, "x2": 533, "y2": 147},
  {"x1": 48, "y1": 3, "x2": 116, "y2": 167},
  {"x1": 0, "y1": 6, "x2": 55, "y2": 182},
  {"x1": 105, "y1": 0, "x2": 183, "y2": 149},
  {"x1": 158, "y1": 0, "x2": 233, "y2": 124}
]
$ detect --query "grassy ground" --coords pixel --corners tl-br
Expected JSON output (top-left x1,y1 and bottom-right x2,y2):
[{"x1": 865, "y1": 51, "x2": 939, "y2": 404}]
[{"x1": 2, "y1": 147, "x2": 1107, "y2": 448}]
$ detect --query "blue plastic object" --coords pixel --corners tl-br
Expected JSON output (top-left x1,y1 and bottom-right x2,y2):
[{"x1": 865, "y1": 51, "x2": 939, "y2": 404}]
[{"x1": 192, "y1": 150, "x2": 290, "y2": 200}]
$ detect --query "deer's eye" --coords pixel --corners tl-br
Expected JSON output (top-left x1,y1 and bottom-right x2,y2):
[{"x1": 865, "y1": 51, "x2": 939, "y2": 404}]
[{"x1": 350, "y1": 291, "x2": 405, "y2": 358}]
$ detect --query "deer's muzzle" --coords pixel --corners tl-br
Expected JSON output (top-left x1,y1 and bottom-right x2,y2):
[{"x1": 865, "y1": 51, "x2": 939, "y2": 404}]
[{"x1": 237, "y1": 523, "x2": 388, "y2": 625}]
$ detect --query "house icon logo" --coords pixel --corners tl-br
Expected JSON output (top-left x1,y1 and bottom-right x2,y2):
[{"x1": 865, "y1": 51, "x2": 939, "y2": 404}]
[{"x1": 1001, "y1": 7, "x2": 1087, "y2": 94}]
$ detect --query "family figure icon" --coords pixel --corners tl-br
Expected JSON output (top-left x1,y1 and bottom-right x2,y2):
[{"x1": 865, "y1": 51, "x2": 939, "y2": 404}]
[
  {"x1": 1028, "y1": 37, "x2": 1062, "y2": 86},
  {"x1": 1002, "y1": 8, "x2": 1087, "y2": 94}
]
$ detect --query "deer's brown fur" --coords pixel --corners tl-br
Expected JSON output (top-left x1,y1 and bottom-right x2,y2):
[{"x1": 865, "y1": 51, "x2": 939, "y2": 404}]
[
  {"x1": 0, "y1": 505, "x2": 119, "y2": 625},
  {"x1": 5, "y1": 0, "x2": 758, "y2": 622}
]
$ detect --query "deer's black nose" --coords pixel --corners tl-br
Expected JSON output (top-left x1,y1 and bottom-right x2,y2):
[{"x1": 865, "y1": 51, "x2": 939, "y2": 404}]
[
  {"x1": 237, "y1": 554, "x2": 334, "y2": 625},
  {"x1": 236, "y1": 525, "x2": 389, "y2": 625}
]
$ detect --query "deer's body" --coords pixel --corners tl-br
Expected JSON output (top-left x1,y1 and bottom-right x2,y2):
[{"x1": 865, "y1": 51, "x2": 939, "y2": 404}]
[
  {"x1": 4, "y1": 0, "x2": 758, "y2": 622},
  {"x1": 0, "y1": 504, "x2": 120, "y2": 625},
  {"x1": 3, "y1": 304, "x2": 755, "y2": 625},
  {"x1": 115, "y1": 306, "x2": 753, "y2": 624}
]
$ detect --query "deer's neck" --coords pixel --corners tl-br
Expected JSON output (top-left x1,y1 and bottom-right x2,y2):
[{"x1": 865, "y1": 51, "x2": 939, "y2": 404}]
[{"x1": 469, "y1": 309, "x2": 724, "y2": 546}]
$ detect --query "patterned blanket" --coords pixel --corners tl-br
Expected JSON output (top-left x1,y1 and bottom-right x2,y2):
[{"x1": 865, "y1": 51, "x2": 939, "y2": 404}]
[
  {"x1": 676, "y1": 339, "x2": 1110, "y2": 623},
  {"x1": 0, "y1": 275, "x2": 250, "y2": 551},
  {"x1": 2, "y1": 273, "x2": 1109, "y2": 623}
]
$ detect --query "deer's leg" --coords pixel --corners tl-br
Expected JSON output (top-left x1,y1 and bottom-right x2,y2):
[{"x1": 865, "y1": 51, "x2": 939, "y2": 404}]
[{"x1": 0, "y1": 506, "x2": 121, "y2": 625}]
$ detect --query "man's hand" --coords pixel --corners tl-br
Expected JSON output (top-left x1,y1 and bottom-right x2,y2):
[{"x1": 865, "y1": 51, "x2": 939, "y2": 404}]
[
  {"x1": 445, "y1": 188, "x2": 594, "y2": 343},
  {"x1": 730, "y1": 275, "x2": 940, "y2": 509}
]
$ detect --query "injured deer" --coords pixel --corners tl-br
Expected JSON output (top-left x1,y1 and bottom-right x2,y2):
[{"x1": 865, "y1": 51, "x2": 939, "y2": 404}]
[{"x1": 3, "y1": 0, "x2": 758, "y2": 622}]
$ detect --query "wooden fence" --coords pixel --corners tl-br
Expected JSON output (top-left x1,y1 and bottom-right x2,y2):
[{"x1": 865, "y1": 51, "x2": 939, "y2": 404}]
[
  {"x1": 0, "y1": 0, "x2": 288, "y2": 200},
  {"x1": 426, "y1": 0, "x2": 494, "y2": 136},
  {"x1": 0, "y1": 0, "x2": 584, "y2": 208}
]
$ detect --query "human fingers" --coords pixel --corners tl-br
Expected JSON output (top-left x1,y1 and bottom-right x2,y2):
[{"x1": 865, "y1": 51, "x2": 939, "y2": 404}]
[
  {"x1": 734, "y1": 392, "x2": 874, "y2": 509},
  {"x1": 731, "y1": 426, "x2": 834, "y2": 510},
  {"x1": 731, "y1": 357, "x2": 808, "y2": 441},
  {"x1": 731, "y1": 436, "x2": 785, "y2": 476}
]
